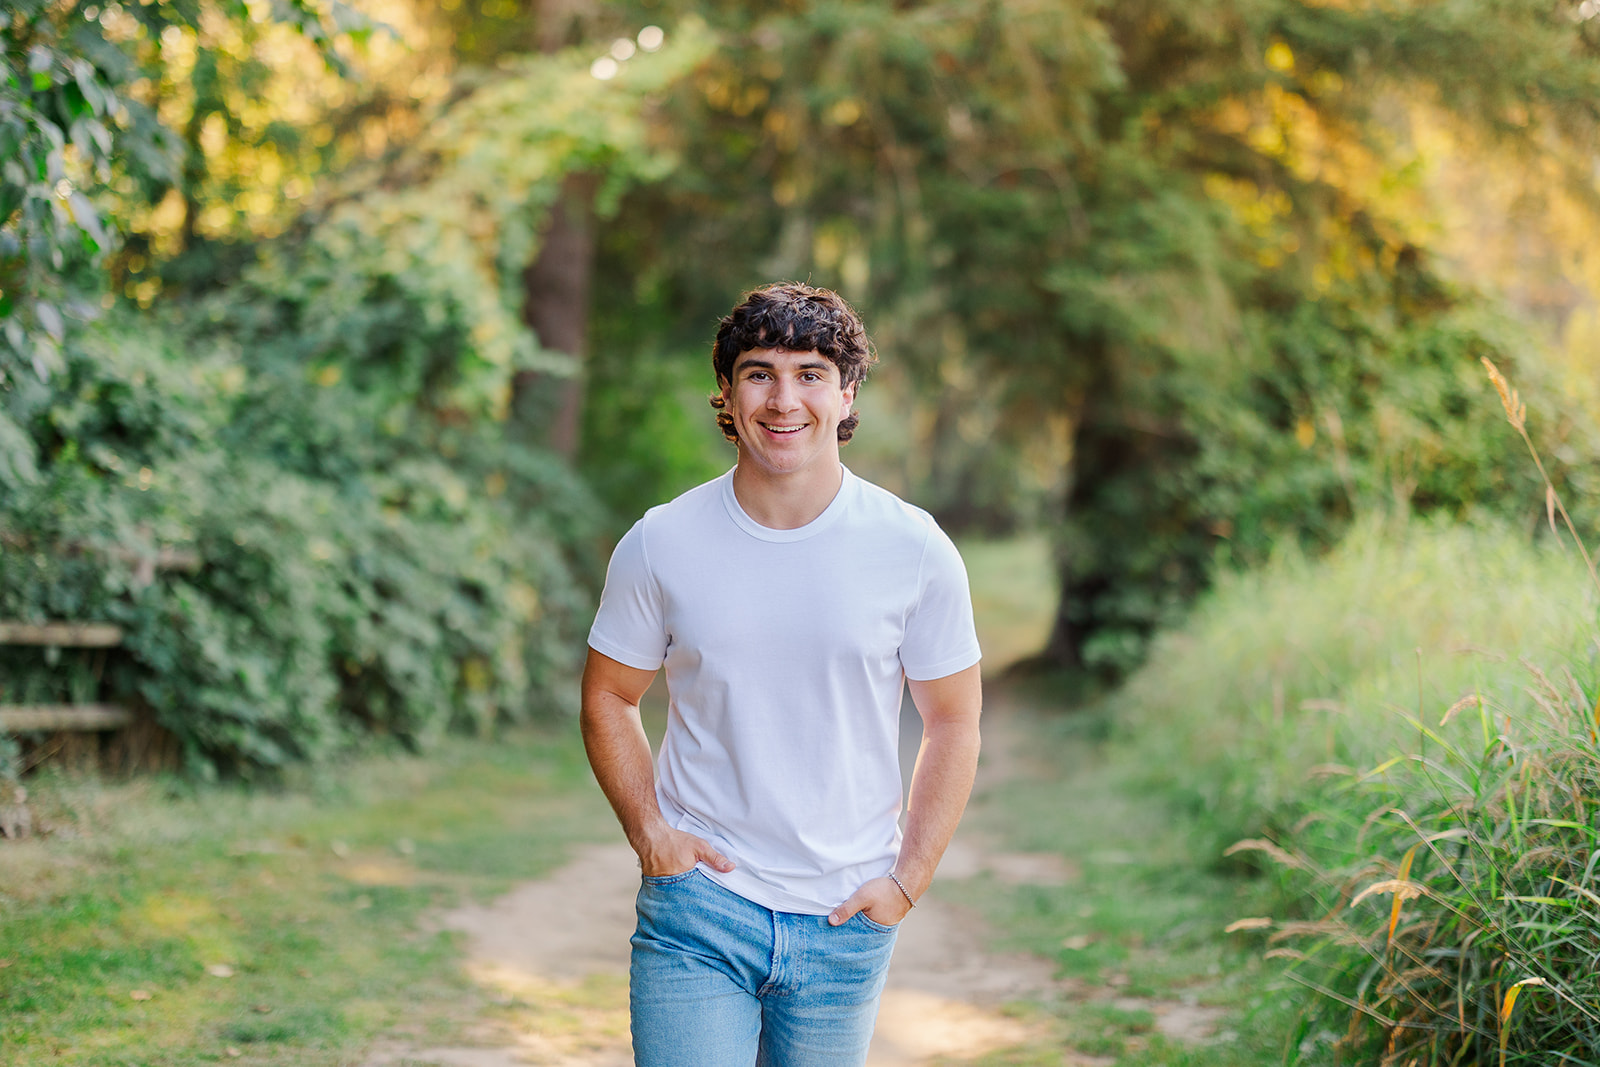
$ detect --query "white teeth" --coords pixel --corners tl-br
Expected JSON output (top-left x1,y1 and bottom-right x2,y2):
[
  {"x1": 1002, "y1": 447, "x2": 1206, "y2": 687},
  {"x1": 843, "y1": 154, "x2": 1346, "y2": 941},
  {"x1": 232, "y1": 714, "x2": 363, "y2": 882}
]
[{"x1": 764, "y1": 424, "x2": 804, "y2": 434}]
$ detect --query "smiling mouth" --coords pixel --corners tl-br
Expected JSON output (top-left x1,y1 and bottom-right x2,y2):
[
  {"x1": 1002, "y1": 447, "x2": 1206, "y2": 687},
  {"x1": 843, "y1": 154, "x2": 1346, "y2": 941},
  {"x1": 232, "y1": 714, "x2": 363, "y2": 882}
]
[{"x1": 760, "y1": 423, "x2": 806, "y2": 435}]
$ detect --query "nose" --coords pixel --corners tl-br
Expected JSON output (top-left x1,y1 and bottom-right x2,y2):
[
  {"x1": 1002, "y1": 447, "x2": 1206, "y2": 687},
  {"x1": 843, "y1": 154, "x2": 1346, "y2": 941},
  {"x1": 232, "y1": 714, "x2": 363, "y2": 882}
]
[{"x1": 766, "y1": 376, "x2": 800, "y2": 412}]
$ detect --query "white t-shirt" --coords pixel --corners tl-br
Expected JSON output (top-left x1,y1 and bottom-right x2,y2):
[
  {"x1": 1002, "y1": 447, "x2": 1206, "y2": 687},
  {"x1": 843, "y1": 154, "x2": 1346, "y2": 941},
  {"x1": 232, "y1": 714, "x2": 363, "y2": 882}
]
[{"x1": 587, "y1": 466, "x2": 981, "y2": 914}]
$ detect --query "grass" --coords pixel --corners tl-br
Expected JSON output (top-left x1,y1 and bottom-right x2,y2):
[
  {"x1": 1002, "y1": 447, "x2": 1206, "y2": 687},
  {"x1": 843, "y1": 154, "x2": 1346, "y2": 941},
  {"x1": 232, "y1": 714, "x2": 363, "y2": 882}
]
[
  {"x1": 0, "y1": 724, "x2": 614, "y2": 1065},
  {"x1": 947, "y1": 512, "x2": 1600, "y2": 1065},
  {"x1": 13, "y1": 515, "x2": 1588, "y2": 1066},
  {"x1": 935, "y1": 694, "x2": 1303, "y2": 1066},
  {"x1": 958, "y1": 533, "x2": 1057, "y2": 672},
  {"x1": 1108, "y1": 515, "x2": 1594, "y2": 854},
  {"x1": 1087, "y1": 512, "x2": 1600, "y2": 1064},
  {"x1": 0, "y1": 530, "x2": 1052, "y2": 1066},
  {"x1": 1261, "y1": 656, "x2": 1600, "y2": 1065},
  {"x1": 917, "y1": 531, "x2": 1303, "y2": 1065}
]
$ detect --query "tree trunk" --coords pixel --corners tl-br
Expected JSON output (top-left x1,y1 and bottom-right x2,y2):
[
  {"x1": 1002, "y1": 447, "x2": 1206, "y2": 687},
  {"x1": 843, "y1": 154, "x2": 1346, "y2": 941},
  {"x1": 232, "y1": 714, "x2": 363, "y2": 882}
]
[
  {"x1": 509, "y1": 0, "x2": 598, "y2": 457},
  {"x1": 513, "y1": 170, "x2": 598, "y2": 457},
  {"x1": 1040, "y1": 398, "x2": 1202, "y2": 680}
]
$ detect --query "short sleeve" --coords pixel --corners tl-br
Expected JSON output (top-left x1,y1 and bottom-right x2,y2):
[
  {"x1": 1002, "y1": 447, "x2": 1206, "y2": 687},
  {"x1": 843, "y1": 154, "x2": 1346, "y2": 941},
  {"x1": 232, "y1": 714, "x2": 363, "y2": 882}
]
[
  {"x1": 587, "y1": 519, "x2": 669, "y2": 671},
  {"x1": 899, "y1": 525, "x2": 982, "y2": 681}
]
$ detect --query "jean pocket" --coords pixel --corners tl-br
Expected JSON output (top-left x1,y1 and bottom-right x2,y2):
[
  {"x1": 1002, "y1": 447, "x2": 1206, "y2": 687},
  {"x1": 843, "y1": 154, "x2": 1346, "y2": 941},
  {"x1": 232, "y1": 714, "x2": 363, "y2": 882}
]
[
  {"x1": 852, "y1": 911, "x2": 900, "y2": 934},
  {"x1": 641, "y1": 867, "x2": 699, "y2": 887}
]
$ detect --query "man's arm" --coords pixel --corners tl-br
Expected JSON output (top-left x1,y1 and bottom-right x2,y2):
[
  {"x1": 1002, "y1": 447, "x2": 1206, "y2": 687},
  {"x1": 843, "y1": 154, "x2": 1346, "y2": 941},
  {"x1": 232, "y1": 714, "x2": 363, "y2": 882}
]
[
  {"x1": 828, "y1": 662, "x2": 982, "y2": 927},
  {"x1": 580, "y1": 647, "x2": 735, "y2": 877}
]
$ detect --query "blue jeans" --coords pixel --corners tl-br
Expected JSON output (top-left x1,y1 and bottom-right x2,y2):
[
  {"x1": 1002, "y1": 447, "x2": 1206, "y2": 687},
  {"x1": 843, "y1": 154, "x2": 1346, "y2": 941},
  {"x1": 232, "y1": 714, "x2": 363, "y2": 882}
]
[{"x1": 630, "y1": 869, "x2": 899, "y2": 1066}]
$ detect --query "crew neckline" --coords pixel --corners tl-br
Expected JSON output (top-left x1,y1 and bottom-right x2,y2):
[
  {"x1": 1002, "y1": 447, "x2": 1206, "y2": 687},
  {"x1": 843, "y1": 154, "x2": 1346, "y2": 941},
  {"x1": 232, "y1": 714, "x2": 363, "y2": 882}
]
[{"x1": 721, "y1": 466, "x2": 857, "y2": 543}]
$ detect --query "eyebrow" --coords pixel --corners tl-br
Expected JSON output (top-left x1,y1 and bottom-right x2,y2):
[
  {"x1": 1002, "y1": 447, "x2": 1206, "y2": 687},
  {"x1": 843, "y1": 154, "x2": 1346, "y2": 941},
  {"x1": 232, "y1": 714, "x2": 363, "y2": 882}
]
[{"x1": 735, "y1": 358, "x2": 834, "y2": 374}]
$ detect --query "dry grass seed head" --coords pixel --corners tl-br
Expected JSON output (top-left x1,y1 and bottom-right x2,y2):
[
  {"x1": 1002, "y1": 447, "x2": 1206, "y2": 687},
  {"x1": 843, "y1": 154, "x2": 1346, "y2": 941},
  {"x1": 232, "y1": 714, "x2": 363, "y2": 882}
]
[
  {"x1": 1268, "y1": 919, "x2": 1349, "y2": 943},
  {"x1": 1509, "y1": 845, "x2": 1576, "y2": 878},
  {"x1": 1350, "y1": 878, "x2": 1426, "y2": 908},
  {"x1": 1481, "y1": 358, "x2": 1526, "y2": 432},
  {"x1": 1440, "y1": 694, "x2": 1480, "y2": 727},
  {"x1": 1224, "y1": 837, "x2": 1310, "y2": 870},
  {"x1": 1292, "y1": 810, "x2": 1331, "y2": 834}
]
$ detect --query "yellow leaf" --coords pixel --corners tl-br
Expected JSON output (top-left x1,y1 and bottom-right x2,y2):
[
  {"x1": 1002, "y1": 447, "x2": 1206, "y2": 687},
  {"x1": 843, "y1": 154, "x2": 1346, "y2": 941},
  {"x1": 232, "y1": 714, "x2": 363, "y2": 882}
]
[
  {"x1": 1388, "y1": 845, "x2": 1417, "y2": 947},
  {"x1": 1500, "y1": 978, "x2": 1546, "y2": 1066},
  {"x1": 1295, "y1": 417, "x2": 1316, "y2": 448}
]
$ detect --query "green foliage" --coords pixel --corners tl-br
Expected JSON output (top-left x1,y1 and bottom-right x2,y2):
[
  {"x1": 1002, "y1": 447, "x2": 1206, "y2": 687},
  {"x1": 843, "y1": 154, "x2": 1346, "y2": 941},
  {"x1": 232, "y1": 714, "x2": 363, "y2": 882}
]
[
  {"x1": 0, "y1": 18, "x2": 727, "y2": 778},
  {"x1": 0, "y1": 0, "x2": 368, "y2": 412},
  {"x1": 289, "y1": 17, "x2": 716, "y2": 420},
  {"x1": 582, "y1": 264, "x2": 738, "y2": 520},
  {"x1": 1, "y1": 307, "x2": 601, "y2": 777},
  {"x1": 1106, "y1": 517, "x2": 1600, "y2": 1061},
  {"x1": 1054, "y1": 294, "x2": 1597, "y2": 678},
  {"x1": 592, "y1": 0, "x2": 1600, "y2": 675}
]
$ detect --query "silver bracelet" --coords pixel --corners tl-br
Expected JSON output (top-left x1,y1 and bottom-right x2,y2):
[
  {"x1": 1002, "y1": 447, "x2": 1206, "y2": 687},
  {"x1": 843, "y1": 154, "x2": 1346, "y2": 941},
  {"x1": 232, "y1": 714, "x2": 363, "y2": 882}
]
[{"x1": 888, "y1": 872, "x2": 916, "y2": 908}]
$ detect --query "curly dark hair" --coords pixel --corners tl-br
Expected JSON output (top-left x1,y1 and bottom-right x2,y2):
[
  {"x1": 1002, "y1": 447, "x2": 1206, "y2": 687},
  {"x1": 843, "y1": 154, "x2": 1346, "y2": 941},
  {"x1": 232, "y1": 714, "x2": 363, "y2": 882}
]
[{"x1": 709, "y1": 282, "x2": 877, "y2": 444}]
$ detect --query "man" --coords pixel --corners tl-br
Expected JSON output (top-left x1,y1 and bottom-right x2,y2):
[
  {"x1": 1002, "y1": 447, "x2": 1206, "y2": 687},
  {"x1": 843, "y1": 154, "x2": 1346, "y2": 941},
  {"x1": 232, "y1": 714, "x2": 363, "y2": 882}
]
[{"x1": 581, "y1": 282, "x2": 982, "y2": 1066}]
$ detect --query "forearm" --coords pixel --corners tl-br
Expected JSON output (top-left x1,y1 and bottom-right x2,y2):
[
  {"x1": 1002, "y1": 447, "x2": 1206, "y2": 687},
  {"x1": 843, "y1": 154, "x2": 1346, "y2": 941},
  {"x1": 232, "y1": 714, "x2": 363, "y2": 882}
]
[
  {"x1": 580, "y1": 649, "x2": 734, "y2": 877},
  {"x1": 579, "y1": 690, "x2": 669, "y2": 851},
  {"x1": 894, "y1": 714, "x2": 981, "y2": 898}
]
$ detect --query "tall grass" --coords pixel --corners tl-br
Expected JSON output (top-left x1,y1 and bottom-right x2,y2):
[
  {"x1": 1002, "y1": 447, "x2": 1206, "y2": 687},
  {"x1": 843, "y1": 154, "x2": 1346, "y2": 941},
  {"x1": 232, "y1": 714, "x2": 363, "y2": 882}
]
[
  {"x1": 1267, "y1": 653, "x2": 1600, "y2": 1065},
  {"x1": 1111, "y1": 363, "x2": 1600, "y2": 1063},
  {"x1": 1112, "y1": 517, "x2": 1591, "y2": 853}
]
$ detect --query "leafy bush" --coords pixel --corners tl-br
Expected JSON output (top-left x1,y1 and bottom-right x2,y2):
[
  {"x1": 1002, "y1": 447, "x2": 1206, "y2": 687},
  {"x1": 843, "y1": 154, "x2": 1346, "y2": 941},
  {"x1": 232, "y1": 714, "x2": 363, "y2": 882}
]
[
  {"x1": 0, "y1": 24, "x2": 734, "y2": 780},
  {"x1": 0, "y1": 302, "x2": 601, "y2": 780}
]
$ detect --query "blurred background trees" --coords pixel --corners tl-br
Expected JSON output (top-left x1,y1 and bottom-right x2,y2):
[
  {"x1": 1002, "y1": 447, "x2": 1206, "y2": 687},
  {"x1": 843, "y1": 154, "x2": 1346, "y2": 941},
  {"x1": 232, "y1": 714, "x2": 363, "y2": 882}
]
[
  {"x1": 597, "y1": 0, "x2": 1600, "y2": 678},
  {"x1": 5, "y1": 0, "x2": 1600, "y2": 774}
]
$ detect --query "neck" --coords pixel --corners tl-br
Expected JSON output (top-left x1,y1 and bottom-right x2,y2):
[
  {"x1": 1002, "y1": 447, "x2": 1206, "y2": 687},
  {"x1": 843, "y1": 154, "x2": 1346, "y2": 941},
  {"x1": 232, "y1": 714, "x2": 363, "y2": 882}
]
[{"x1": 731, "y1": 455, "x2": 845, "y2": 530}]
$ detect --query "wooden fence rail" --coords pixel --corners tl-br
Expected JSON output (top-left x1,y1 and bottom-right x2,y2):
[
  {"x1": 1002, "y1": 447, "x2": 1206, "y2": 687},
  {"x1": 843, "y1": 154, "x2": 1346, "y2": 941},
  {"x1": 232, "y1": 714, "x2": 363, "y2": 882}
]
[
  {"x1": 0, "y1": 705, "x2": 132, "y2": 731},
  {"x1": 0, "y1": 621, "x2": 125, "y2": 647},
  {"x1": 1, "y1": 543, "x2": 196, "y2": 754},
  {"x1": 1, "y1": 620, "x2": 130, "y2": 734}
]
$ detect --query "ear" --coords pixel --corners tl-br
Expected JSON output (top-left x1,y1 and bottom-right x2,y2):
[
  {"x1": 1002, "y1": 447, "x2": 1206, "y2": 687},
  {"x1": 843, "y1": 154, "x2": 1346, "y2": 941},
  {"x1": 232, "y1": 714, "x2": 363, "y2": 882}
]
[
  {"x1": 841, "y1": 379, "x2": 858, "y2": 417},
  {"x1": 717, "y1": 376, "x2": 732, "y2": 405}
]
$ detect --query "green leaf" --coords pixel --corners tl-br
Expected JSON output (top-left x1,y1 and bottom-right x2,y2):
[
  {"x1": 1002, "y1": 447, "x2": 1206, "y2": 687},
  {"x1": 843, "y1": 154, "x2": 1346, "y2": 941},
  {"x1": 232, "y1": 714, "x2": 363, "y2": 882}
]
[
  {"x1": 0, "y1": 410, "x2": 40, "y2": 488},
  {"x1": 62, "y1": 82, "x2": 90, "y2": 120},
  {"x1": 0, "y1": 184, "x2": 21, "y2": 226},
  {"x1": 67, "y1": 192, "x2": 108, "y2": 253},
  {"x1": 36, "y1": 301, "x2": 64, "y2": 342},
  {"x1": 72, "y1": 62, "x2": 108, "y2": 116}
]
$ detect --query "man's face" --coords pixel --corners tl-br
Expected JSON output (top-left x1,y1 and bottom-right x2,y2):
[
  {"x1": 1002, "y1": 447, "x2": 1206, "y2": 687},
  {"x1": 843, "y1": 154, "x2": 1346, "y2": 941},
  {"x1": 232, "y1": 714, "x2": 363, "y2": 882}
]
[{"x1": 719, "y1": 348, "x2": 857, "y2": 478}]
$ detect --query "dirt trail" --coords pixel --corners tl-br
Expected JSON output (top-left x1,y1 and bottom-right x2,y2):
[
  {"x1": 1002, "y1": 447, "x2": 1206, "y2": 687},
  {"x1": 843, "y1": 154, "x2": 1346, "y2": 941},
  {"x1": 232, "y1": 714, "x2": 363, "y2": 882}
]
[{"x1": 362, "y1": 703, "x2": 1218, "y2": 1066}]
